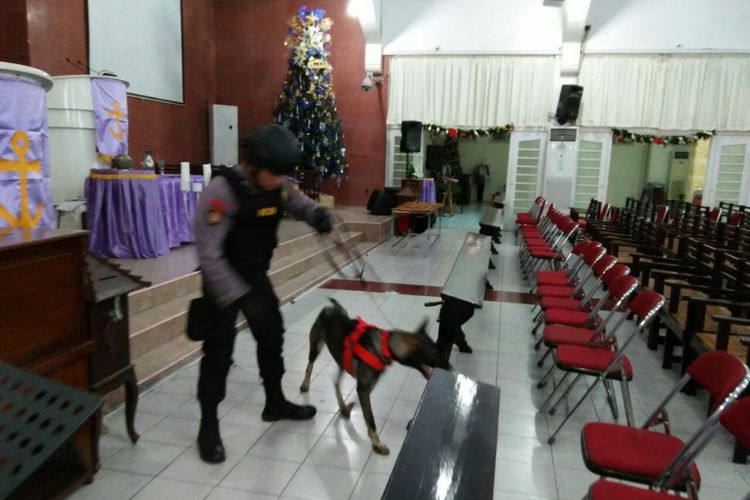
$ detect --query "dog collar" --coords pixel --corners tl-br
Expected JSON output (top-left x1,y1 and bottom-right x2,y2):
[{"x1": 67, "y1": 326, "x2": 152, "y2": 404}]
[{"x1": 343, "y1": 317, "x2": 392, "y2": 375}]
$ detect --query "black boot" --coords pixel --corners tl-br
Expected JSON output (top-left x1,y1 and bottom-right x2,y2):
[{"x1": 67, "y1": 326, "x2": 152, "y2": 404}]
[
  {"x1": 262, "y1": 380, "x2": 316, "y2": 422},
  {"x1": 197, "y1": 418, "x2": 225, "y2": 464},
  {"x1": 454, "y1": 329, "x2": 473, "y2": 353}
]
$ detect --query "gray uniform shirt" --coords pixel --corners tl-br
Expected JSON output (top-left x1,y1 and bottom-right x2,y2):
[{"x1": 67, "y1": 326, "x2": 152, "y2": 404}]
[{"x1": 194, "y1": 167, "x2": 319, "y2": 308}]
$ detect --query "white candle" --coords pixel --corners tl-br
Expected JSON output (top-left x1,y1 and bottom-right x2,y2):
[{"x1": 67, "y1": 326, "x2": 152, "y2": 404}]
[
  {"x1": 180, "y1": 162, "x2": 190, "y2": 191},
  {"x1": 202, "y1": 163, "x2": 212, "y2": 186}
]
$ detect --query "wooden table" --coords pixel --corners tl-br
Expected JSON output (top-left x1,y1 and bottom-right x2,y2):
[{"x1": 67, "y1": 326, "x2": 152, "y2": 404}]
[{"x1": 391, "y1": 201, "x2": 443, "y2": 249}]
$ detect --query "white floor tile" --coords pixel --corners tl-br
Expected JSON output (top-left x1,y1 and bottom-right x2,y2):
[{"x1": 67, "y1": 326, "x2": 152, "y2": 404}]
[
  {"x1": 131, "y1": 477, "x2": 214, "y2": 500},
  {"x1": 67, "y1": 469, "x2": 151, "y2": 500},
  {"x1": 493, "y1": 459, "x2": 559, "y2": 498},
  {"x1": 350, "y1": 471, "x2": 390, "y2": 500},
  {"x1": 247, "y1": 428, "x2": 319, "y2": 461},
  {"x1": 103, "y1": 440, "x2": 186, "y2": 476},
  {"x1": 206, "y1": 486, "x2": 276, "y2": 500},
  {"x1": 160, "y1": 448, "x2": 243, "y2": 486},
  {"x1": 140, "y1": 415, "x2": 200, "y2": 447},
  {"x1": 281, "y1": 463, "x2": 359, "y2": 500},
  {"x1": 219, "y1": 456, "x2": 300, "y2": 495},
  {"x1": 304, "y1": 436, "x2": 372, "y2": 471}
]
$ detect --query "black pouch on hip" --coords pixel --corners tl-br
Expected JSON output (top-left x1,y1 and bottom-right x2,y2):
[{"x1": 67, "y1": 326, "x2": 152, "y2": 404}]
[{"x1": 186, "y1": 296, "x2": 218, "y2": 341}]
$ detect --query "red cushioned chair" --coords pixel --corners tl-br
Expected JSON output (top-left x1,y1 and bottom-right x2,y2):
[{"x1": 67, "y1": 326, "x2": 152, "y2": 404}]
[
  {"x1": 543, "y1": 290, "x2": 665, "y2": 443},
  {"x1": 532, "y1": 244, "x2": 606, "y2": 301},
  {"x1": 581, "y1": 351, "x2": 750, "y2": 496},
  {"x1": 541, "y1": 271, "x2": 638, "y2": 330},
  {"x1": 536, "y1": 255, "x2": 619, "y2": 313},
  {"x1": 519, "y1": 208, "x2": 563, "y2": 252},
  {"x1": 533, "y1": 240, "x2": 600, "y2": 289},
  {"x1": 530, "y1": 246, "x2": 608, "y2": 319},
  {"x1": 515, "y1": 196, "x2": 546, "y2": 228},
  {"x1": 586, "y1": 395, "x2": 750, "y2": 500},
  {"x1": 521, "y1": 219, "x2": 580, "y2": 280},
  {"x1": 534, "y1": 269, "x2": 634, "y2": 374}
]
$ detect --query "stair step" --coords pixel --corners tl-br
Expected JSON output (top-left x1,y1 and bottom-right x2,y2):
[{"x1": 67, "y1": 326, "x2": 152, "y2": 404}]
[
  {"x1": 269, "y1": 231, "x2": 364, "y2": 286},
  {"x1": 132, "y1": 334, "x2": 203, "y2": 389},
  {"x1": 276, "y1": 241, "x2": 376, "y2": 303},
  {"x1": 127, "y1": 222, "x2": 350, "y2": 313}
]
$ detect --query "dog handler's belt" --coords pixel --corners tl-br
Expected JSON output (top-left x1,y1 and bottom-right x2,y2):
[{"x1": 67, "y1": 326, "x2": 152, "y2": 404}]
[{"x1": 343, "y1": 317, "x2": 392, "y2": 375}]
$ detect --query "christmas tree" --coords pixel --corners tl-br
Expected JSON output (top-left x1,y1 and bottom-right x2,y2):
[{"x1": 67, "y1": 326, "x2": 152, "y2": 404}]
[{"x1": 274, "y1": 7, "x2": 347, "y2": 179}]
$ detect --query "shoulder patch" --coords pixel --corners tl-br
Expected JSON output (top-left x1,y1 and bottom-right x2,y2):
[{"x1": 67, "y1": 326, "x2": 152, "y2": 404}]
[{"x1": 207, "y1": 198, "x2": 227, "y2": 225}]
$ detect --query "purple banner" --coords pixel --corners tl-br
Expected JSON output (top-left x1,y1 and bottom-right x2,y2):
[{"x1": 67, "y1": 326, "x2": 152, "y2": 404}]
[
  {"x1": 0, "y1": 74, "x2": 54, "y2": 230},
  {"x1": 91, "y1": 77, "x2": 128, "y2": 158}
]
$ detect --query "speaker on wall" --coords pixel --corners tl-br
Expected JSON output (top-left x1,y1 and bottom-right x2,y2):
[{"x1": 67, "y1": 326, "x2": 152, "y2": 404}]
[
  {"x1": 555, "y1": 85, "x2": 583, "y2": 125},
  {"x1": 400, "y1": 121, "x2": 422, "y2": 153}
]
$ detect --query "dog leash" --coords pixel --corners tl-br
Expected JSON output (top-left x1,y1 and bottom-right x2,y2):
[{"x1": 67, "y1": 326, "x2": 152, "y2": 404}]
[{"x1": 318, "y1": 213, "x2": 396, "y2": 330}]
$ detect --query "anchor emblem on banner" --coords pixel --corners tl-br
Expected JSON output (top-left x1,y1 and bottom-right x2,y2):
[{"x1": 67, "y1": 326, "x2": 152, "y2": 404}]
[
  {"x1": 107, "y1": 100, "x2": 126, "y2": 140},
  {"x1": 0, "y1": 130, "x2": 44, "y2": 229}
]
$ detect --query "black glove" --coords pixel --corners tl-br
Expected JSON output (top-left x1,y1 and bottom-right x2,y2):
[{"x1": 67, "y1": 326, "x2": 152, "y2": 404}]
[{"x1": 312, "y1": 207, "x2": 332, "y2": 234}]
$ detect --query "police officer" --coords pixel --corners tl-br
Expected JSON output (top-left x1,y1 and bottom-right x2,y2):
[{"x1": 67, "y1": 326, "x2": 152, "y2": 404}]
[{"x1": 193, "y1": 124, "x2": 332, "y2": 463}]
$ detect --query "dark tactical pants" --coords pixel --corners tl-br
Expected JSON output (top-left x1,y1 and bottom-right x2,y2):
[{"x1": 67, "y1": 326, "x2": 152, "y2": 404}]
[{"x1": 197, "y1": 274, "x2": 284, "y2": 407}]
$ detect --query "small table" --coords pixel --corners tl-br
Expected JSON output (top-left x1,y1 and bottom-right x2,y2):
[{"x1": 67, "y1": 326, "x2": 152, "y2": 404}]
[{"x1": 391, "y1": 201, "x2": 443, "y2": 249}]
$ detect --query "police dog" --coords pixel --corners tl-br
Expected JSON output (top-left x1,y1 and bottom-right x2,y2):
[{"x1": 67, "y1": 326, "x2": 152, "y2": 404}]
[{"x1": 300, "y1": 298, "x2": 449, "y2": 454}]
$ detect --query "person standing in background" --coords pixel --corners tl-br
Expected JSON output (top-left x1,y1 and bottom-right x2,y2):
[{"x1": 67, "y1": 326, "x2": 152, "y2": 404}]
[{"x1": 473, "y1": 162, "x2": 490, "y2": 204}]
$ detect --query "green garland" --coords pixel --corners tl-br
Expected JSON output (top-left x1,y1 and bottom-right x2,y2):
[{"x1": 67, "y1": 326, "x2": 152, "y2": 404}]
[
  {"x1": 423, "y1": 123, "x2": 515, "y2": 140},
  {"x1": 612, "y1": 128, "x2": 715, "y2": 146}
]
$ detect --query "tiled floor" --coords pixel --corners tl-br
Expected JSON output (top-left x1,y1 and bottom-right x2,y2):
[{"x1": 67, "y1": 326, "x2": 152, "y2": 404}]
[{"x1": 72, "y1": 204, "x2": 750, "y2": 500}]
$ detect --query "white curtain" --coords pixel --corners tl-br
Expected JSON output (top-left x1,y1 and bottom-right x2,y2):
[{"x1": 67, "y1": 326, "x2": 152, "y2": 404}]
[
  {"x1": 387, "y1": 55, "x2": 557, "y2": 128},
  {"x1": 579, "y1": 54, "x2": 750, "y2": 131}
]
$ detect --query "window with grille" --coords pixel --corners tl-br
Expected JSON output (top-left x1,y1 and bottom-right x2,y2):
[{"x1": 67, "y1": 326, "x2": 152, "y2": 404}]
[
  {"x1": 715, "y1": 143, "x2": 745, "y2": 205},
  {"x1": 513, "y1": 138, "x2": 543, "y2": 214},
  {"x1": 574, "y1": 140, "x2": 603, "y2": 208}
]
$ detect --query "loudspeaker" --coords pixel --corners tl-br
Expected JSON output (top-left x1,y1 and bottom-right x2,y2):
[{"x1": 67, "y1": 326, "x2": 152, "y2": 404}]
[
  {"x1": 426, "y1": 145, "x2": 443, "y2": 174},
  {"x1": 367, "y1": 189, "x2": 397, "y2": 215},
  {"x1": 400, "y1": 121, "x2": 422, "y2": 153},
  {"x1": 555, "y1": 85, "x2": 583, "y2": 125}
]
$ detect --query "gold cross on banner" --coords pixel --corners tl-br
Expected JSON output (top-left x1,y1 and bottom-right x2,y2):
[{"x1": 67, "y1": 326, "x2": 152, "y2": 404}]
[
  {"x1": 107, "y1": 100, "x2": 126, "y2": 140},
  {"x1": 0, "y1": 130, "x2": 44, "y2": 229}
]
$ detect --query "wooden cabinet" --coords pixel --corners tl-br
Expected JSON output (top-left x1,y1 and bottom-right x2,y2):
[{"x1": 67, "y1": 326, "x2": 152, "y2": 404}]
[{"x1": 0, "y1": 229, "x2": 97, "y2": 498}]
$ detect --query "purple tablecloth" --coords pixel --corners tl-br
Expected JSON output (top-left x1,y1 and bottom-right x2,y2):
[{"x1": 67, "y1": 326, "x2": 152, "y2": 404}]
[
  {"x1": 420, "y1": 178, "x2": 437, "y2": 203},
  {"x1": 158, "y1": 175, "x2": 203, "y2": 248},
  {"x1": 86, "y1": 170, "x2": 204, "y2": 258}
]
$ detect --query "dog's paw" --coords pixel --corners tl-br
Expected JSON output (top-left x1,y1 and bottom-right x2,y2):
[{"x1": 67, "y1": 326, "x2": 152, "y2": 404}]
[
  {"x1": 299, "y1": 382, "x2": 310, "y2": 393},
  {"x1": 339, "y1": 402, "x2": 355, "y2": 418},
  {"x1": 372, "y1": 443, "x2": 390, "y2": 455}
]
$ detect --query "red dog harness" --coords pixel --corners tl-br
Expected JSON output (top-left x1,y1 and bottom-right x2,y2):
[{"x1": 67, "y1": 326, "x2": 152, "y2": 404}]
[{"x1": 343, "y1": 317, "x2": 392, "y2": 375}]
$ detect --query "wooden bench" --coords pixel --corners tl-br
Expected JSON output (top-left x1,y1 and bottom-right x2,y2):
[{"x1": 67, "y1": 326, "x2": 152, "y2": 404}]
[{"x1": 382, "y1": 368, "x2": 500, "y2": 500}]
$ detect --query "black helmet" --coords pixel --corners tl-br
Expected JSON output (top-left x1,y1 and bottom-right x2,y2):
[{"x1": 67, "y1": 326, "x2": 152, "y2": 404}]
[{"x1": 240, "y1": 124, "x2": 300, "y2": 175}]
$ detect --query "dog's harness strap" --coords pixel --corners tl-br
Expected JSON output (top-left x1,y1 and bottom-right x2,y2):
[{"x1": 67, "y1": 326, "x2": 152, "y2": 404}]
[{"x1": 343, "y1": 317, "x2": 392, "y2": 375}]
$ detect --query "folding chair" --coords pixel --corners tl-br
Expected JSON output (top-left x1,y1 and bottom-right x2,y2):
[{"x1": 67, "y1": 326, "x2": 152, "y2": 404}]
[
  {"x1": 530, "y1": 245, "x2": 608, "y2": 317},
  {"x1": 535, "y1": 255, "x2": 619, "y2": 314},
  {"x1": 532, "y1": 240, "x2": 601, "y2": 289},
  {"x1": 543, "y1": 290, "x2": 665, "y2": 443},
  {"x1": 581, "y1": 351, "x2": 750, "y2": 495},
  {"x1": 585, "y1": 397, "x2": 750, "y2": 499},
  {"x1": 534, "y1": 267, "x2": 633, "y2": 369},
  {"x1": 521, "y1": 219, "x2": 579, "y2": 279}
]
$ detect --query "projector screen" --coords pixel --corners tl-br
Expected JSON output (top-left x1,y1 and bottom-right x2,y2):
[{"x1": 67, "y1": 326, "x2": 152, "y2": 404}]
[{"x1": 87, "y1": 0, "x2": 184, "y2": 104}]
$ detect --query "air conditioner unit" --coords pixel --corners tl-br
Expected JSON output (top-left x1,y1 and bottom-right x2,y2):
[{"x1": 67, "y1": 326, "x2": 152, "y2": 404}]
[{"x1": 549, "y1": 127, "x2": 578, "y2": 142}]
